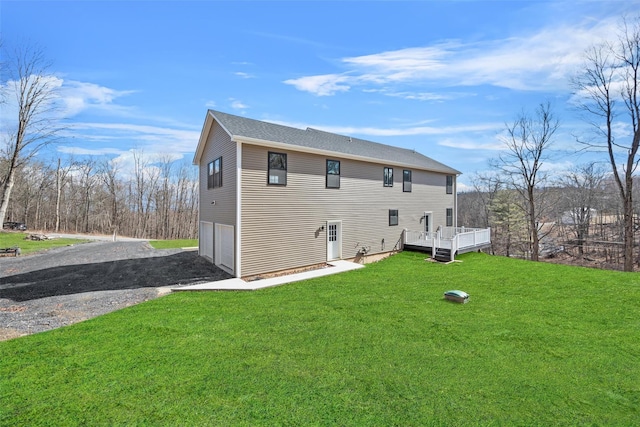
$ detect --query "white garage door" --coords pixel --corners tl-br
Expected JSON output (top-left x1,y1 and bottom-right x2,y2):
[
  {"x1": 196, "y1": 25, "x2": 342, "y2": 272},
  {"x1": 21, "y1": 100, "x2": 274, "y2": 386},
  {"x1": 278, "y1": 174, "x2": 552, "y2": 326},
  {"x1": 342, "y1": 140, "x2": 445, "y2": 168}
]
[
  {"x1": 215, "y1": 223, "x2": 234, "y2": 273},
  {"x1": 200, "y1": 221, "x2": 213, "y2": 261}
]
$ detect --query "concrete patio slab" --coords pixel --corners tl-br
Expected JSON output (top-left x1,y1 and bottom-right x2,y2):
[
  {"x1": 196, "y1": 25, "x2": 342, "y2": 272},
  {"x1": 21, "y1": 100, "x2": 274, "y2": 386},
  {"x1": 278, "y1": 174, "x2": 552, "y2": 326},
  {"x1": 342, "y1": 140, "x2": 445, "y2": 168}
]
[{"x1": 172, "y1": 260, "x2": 364, "y2": 291}]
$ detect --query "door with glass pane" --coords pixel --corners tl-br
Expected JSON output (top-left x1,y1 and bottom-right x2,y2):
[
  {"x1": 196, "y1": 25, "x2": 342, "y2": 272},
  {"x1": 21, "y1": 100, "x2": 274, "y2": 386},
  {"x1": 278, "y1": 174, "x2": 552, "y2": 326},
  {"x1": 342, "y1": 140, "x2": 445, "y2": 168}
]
[
  {"x1": 327, "y1": 221, "x2": 342, "y2": 261},
  {"x1": 424, "y1": 212, "x2": 432, "y2": 234}
]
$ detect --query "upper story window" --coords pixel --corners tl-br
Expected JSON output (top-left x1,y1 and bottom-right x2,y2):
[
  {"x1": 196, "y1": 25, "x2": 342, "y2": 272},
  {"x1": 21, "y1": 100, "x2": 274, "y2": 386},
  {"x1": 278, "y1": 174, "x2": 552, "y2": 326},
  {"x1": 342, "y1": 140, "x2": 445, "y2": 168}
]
[
  {"x1": 446, "y1": 175, "x2": 453, "y2": 194},
  {"x1": 384, "y1": 167, "x2": 393, "y2": 187},
  {"x1": 326, "y1": 160, "x2": 340, "y2": 188},
  {"x1": 403, "y1": 170, "x2": 412, "y2": 192},
  {"x1": 446, "y1": 208, "x2": 453, "y2": 227},
  {"x1": 268, "y1": 152, "x2": 287, "y2": 185},
  {"x1": 208, "y1": 157, "x2": 222, "y2": 189},
  {"x1": 389, "y1": 209, "x2": 399, "y2": 226}
]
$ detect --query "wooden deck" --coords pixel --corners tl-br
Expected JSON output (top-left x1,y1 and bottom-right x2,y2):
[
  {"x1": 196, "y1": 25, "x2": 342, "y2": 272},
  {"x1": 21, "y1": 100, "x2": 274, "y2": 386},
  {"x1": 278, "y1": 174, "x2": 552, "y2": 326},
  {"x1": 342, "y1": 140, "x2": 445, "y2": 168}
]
[{"x1": 403, "y1": 227, "x2": 491, "y2": 261}]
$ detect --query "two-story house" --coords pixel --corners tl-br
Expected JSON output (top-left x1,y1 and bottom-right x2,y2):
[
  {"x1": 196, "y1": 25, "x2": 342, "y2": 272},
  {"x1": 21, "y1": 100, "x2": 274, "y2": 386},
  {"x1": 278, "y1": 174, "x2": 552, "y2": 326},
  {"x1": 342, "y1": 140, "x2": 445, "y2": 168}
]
[{"x1": 193, "y1": 110, "x2": 463, "y2": 278}]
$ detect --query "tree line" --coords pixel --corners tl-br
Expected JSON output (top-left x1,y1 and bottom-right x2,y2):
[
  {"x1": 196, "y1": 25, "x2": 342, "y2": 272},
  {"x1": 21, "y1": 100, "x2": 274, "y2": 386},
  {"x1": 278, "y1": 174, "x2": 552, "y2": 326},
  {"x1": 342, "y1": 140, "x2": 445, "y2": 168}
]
[
  {"x1": 455, "y1": 16, "x2": 640, "y2": 272},
  {"x1": 458, "y1": 164, "x2": 639, "y2": 270},
  {"x1": 1, "y1": 155, "x2": 199, "y2": 239}
]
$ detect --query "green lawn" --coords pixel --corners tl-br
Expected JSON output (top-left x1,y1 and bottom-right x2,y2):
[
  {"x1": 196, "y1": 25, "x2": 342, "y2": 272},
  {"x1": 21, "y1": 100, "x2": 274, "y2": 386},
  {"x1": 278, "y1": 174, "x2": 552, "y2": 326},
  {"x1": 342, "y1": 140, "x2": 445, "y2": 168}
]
[
  {"x1": 148, "y1": 238, "x2": 198, "y2": 249},
  {"x1": 1, "y1": 251, "x2": 639, "y2": 426},
  {"x1": 0, "y1": 232, "x2": 89, "y2": 255}
]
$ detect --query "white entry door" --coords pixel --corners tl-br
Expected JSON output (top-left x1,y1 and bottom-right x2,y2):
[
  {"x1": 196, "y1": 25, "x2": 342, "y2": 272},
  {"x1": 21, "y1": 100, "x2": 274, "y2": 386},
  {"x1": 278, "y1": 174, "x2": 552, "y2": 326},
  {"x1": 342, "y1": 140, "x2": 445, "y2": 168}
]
[
  {"x1": 423, "y1": 212, "x2": 432, "y2": 234},
  {"x1": 327, "y1": 221, "x2": 342, "y2": 261}
]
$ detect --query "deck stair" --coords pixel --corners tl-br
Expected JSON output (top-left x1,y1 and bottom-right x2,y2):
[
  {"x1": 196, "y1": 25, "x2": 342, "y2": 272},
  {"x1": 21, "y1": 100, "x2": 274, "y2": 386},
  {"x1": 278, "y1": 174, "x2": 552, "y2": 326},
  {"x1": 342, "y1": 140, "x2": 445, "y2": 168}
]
[{"x1": 433, "y1": 248, "x2": 452, "y2": 262}]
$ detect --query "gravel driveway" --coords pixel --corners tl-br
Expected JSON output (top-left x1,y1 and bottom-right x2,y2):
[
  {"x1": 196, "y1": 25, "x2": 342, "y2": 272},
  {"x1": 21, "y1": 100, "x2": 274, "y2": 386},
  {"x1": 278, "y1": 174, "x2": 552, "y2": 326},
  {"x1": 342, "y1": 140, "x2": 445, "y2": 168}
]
[{"x1": 0, "y1": 240, "x2": 231, "y2": 341}]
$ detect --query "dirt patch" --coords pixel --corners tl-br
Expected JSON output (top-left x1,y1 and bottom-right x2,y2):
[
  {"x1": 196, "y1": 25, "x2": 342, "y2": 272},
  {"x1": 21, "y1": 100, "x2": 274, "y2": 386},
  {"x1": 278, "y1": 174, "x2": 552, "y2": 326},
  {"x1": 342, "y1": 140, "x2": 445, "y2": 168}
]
[
  {"x1": 0, "y1": 241, "x2": 231, "y2": 341},
  {"x1": 243, "y1": 262, "x2": 333, "y2": 282}
]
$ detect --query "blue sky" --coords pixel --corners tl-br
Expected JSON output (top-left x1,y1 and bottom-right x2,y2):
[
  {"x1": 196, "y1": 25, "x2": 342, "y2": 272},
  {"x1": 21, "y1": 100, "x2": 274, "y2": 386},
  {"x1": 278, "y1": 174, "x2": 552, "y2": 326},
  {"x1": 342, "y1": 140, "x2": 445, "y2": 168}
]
[{"x1": 2, "y1": 1, "x2": 639, "y2": 189}]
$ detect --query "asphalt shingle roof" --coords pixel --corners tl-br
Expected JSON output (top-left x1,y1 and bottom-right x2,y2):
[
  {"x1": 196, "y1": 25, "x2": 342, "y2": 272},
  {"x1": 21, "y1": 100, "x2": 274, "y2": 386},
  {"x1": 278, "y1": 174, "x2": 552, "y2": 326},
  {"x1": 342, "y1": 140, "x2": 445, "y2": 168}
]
[{"x1": 210, "y1": 110, "x2": 461, "y2": 174}]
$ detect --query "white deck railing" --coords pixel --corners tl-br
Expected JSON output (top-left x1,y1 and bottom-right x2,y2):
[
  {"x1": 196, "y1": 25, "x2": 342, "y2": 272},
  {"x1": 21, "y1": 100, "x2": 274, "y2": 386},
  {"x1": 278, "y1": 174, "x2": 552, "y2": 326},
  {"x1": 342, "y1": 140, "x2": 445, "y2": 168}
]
[{"x1": 404, "y1": 227, "x2": 491, "y2": 260}]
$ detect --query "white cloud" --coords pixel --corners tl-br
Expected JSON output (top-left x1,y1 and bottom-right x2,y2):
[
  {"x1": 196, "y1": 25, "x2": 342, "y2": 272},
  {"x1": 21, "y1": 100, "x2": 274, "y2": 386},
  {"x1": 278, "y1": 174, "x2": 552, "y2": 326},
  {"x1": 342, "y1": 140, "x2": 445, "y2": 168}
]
[
  {"x1": 57, "y1": 145, "x2": 126, "y2": 156},
  {"x1": 205, "y1": 100, "x2": 217, "y2": 108},
  {"x1": 59, "y1": 80, "x2": 136, "y2": 116},
  {"x1": 229, "y1": 99, "x2": 249, "y2": 110},
  {"x1": 284, "y1": 16, "x2": 620, "y2": 96},
  {"x1": 54, "y1": 147, "x2": 190, "y2": 181},
  {"x1": 283, "y1": 73, "x2": 351, "y2": 96},
  {"x1": 269, "y1": 119, "x2": 499, "y2": 138},
  {"x1": 344, "y1": 45, "x2": 452, "y2": 81},
  {"x1": 69, "y1": 122, "x2": 200, "y2": 153},
  {"x1": 540, "y1": 160, "x2": 577, "y2": 173},
  {"x1": 234, "y1": 72, "x2": 255, "y2": 79},
  {"x1": 0, "y1": 74, "x2": 65, "y2": 124},
  {"x1": 456, "y1": 182, "x2": 474, "y2": 193},
  {"x1": 72, "y1": 122, "x2": 197, "y2": 139},
  {"x1": 438, "y1": 136, "x2": 505, "y2": 151},
  {"x1": 104, "y1": 150, "x2": 187, "y2": 180},
  {"x1": 611, "y1": 121, "x2": 634, "y2": 139},
  {"x1": 385, "y1": 90, "x2": 474, "y2": 102},
  {"x1": 1, "y1": 75, "x2": 137, "y2": 122}
]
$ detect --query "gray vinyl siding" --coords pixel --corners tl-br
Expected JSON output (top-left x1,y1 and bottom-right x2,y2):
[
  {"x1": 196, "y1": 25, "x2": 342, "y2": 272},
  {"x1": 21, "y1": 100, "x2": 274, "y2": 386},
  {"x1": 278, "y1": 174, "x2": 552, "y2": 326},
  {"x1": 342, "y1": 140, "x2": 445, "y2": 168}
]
[
  {"x1": 198, "y1": 122, "x2": 237, "y2": 264},
  {"x1": 240, "y1": 144, "x2": 455, "y2": 277}
]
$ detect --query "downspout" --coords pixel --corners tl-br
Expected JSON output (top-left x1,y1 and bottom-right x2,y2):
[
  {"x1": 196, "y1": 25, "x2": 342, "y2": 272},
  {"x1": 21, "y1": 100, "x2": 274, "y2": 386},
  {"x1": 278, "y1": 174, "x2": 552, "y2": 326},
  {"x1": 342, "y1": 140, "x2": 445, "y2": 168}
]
[
  {"x1": 196, "y1": 159, "x2": 202, "y2": 256},
  {"x1": 455, "y1": 173, "x2": 459, "y2": 228},
  {"x1": 453, "y1": 173, "x2": 460, "y2": 262}
]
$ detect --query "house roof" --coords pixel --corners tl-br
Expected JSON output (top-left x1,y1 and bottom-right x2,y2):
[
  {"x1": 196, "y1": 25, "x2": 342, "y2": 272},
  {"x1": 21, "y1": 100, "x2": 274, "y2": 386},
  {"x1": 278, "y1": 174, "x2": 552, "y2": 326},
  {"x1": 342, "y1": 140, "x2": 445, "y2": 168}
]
[{"x1": 193, "y1": 109, "x2": 461, "y2": 175}]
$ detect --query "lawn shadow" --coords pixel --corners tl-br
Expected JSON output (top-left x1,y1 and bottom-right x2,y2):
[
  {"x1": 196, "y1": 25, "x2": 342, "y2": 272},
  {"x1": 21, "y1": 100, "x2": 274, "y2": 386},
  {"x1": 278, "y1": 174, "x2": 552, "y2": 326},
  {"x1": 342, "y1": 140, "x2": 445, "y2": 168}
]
[{"x1": 0, "y1": 251, "x2": 231, "y2": 302}]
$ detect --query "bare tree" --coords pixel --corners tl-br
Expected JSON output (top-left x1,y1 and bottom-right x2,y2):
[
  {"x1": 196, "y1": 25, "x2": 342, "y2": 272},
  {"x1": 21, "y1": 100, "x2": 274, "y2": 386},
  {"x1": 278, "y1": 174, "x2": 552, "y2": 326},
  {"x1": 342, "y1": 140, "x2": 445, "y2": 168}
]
[
  {"x1": 13, "y1": 160, "x2": 53, "y2": 230},
  {"x1": 54, "y1": 157, "x2": 75, "y2": 232},
  {"x1": 573, "y1": 16, "x2": 640, "y2": 271},
  {"x1": 98, "y1": 157, "x2": 121, "y2": 235},
  {"x1": 76, "y1": 159, "x2": 97, "y2": 233},
  {"x1": 174, "y1": 162, "x2": 199, "y2": 239},
  {"x1": 0, "y1": 42, "x2": 62, "y2": 226},
  {"x1": 30, "y1": 162, "x2": 52, "y2": 230},
  {"x1": 155, "y1": 155, "x2": 174, "y2": 239},
  {"x1": 556, "y1": 162, "x2": 607, "y2": 257},
  {"x1": 491, "y1": 102, "x2": 559, "y2": 261}
]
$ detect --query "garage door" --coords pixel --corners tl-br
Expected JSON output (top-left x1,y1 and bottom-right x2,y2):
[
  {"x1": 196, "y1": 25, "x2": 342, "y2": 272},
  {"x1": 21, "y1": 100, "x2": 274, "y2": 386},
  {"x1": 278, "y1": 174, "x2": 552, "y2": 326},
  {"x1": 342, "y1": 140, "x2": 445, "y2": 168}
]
[
  {"x1": 200, "y1": 221, "x2": 213, "y2": 261},
  {"x1": 215, "y1": 223, "x2": 234, "y2": 273}
]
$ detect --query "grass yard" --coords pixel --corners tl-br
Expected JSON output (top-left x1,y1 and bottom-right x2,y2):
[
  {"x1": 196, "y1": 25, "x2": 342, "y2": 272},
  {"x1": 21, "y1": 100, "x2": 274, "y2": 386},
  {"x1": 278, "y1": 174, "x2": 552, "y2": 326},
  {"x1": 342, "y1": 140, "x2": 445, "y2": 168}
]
[
  {"x1": 1, "y1": 251, "x2": 639, "y2": 426},
  {"x1": 148, "y1": 238, "x2": 198, "y2": 249},
  {"x1": 0, "y1": 232, "x2": 89, "y2": 255}
]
